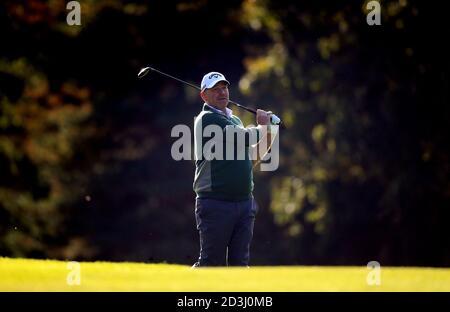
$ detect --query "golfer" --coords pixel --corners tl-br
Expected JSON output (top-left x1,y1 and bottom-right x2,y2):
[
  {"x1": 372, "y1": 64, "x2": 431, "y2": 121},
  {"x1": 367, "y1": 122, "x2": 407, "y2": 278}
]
[{"x1": 192, "y1": 71, "x2": 272, "y2": 267}]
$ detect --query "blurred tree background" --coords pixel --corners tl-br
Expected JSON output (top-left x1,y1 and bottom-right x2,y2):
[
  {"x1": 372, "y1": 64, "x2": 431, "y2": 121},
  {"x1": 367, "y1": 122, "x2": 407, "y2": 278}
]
[{"x1": 0, "y1": 0, "x2": 449, "y2": 266}]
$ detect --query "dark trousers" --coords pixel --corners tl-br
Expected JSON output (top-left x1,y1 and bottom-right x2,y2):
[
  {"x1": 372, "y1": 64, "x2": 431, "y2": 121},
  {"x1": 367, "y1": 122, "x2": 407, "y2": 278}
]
[{"x1": 193, "y1": 197, "x2": 257, "y2": 267}]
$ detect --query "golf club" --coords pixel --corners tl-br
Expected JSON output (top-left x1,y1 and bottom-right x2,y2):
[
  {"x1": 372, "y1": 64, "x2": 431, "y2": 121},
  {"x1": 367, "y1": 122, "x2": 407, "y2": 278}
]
[{"x1": 138, "y1": 66, "x2": 283, "y2": 126}]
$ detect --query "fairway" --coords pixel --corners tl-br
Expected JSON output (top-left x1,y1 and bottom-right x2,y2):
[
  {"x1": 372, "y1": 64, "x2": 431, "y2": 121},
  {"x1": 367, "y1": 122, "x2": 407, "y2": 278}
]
[{"x1": 1, "y1": 257, "x2": 449, "y2": 291}]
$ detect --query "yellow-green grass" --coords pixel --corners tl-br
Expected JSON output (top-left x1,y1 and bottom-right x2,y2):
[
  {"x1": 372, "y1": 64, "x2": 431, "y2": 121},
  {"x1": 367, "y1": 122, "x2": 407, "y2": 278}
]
[{"x1": 1, "y1": 257, "x2": 449, "y2": 291}]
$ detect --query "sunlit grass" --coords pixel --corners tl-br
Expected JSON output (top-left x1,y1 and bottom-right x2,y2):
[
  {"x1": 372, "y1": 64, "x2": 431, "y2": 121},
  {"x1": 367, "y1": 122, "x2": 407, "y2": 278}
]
[{"x1": 1, "y1": 257, "x2": 449, "y2": 291}]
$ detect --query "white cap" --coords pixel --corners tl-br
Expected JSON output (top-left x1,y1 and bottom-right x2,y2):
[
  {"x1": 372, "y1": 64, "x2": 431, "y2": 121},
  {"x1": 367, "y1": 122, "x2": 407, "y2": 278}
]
[{"x1": 200, "y1": 72, "x2": 230, "y2": 91}]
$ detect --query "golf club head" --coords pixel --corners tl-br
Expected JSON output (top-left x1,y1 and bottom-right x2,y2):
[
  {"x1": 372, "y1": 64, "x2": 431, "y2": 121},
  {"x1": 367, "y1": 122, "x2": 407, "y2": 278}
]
[{"x1": 137, "y1": 67, "x2": 151, "y2": 78}]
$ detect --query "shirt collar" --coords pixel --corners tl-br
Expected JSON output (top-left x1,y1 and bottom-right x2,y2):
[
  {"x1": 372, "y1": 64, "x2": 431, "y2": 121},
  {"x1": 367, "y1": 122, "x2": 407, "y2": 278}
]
[{"x1": 203, "y1": 103, "x2": 233, "y2": 118}]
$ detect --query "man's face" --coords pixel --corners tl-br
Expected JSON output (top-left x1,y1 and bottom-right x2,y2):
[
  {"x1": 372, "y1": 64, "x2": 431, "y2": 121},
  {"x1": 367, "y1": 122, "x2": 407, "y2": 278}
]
[{"x1": 200, "y1": 81, "x2": 229, "y2": 110}]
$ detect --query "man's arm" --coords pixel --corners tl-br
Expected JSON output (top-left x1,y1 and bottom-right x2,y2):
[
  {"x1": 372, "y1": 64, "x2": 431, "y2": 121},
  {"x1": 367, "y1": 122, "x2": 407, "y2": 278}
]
[{"x1": 250, "y1": 109, "x2": 272, "y2": 163}]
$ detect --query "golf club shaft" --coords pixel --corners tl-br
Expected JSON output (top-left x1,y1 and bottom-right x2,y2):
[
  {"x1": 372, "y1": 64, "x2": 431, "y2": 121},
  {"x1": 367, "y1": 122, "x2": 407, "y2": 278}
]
[
  {"x1": 138, "y1": 66, "x2": 282, "y2": 126},
  {"x1": 145, "y1": 67, "x2": 201, "y2": 91},
  {"x1": 147, "y1": 67, "x2": 257, "y2": 114},
  {"x1": 229, "y1": 100, "x2": 257, "y2": 114}
]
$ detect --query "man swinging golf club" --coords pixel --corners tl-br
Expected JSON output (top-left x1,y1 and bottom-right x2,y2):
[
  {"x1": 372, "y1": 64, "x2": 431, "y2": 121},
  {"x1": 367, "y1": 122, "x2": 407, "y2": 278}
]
[{"x1": 192, "y1": 71, "x2": 273, "y2": 267}]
